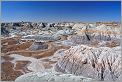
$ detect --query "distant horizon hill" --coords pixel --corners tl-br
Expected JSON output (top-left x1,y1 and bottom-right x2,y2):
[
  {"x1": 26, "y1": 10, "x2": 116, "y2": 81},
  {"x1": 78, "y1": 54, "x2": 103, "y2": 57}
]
[{"x1": 2, "y1": 21, "x2": 121, "y2": 24}]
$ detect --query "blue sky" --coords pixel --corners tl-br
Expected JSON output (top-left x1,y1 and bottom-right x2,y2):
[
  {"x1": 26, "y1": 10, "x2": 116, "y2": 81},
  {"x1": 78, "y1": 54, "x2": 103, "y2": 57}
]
[{"x1": 1, "y1": 1, "x2": 121, "y2": 22}]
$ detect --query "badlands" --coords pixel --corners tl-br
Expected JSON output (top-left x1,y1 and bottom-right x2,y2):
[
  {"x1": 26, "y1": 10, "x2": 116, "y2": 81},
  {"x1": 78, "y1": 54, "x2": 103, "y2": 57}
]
[{"x1": 1, "y1": 22, "x2": 121, "y2": 81}]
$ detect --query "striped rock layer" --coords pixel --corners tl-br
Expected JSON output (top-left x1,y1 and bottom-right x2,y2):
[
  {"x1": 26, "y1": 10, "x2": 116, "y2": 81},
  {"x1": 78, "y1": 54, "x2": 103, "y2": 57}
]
[{"x1": 54, "y1": 45, "x2": 121, "y2": 81}]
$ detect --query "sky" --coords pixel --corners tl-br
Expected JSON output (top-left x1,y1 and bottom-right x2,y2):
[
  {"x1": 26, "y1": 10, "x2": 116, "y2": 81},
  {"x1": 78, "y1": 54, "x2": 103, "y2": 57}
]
[{"x1": 1, "y1": 1, "x2": 121, "y2": 22}]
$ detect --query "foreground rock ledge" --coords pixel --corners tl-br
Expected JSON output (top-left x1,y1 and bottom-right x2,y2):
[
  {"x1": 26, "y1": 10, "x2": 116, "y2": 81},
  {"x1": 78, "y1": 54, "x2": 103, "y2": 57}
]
[
  {"x1": 15, "y1": 72, "x2": 93, "y2": 82},
  {"x1": 54, "y1": 45, "x2": 121, "y2": 81}
]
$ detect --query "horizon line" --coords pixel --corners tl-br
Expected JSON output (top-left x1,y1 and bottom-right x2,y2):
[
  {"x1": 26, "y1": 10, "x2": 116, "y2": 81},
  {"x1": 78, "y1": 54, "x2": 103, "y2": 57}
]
[{"x1": 2, "y1": 21, "x2": 121, "y2": 23}]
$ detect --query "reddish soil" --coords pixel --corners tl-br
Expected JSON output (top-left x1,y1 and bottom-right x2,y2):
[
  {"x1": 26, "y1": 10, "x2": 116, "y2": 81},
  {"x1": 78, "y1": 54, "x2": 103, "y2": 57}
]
[
  {"x1": 2, "y1": 41, "x2": 33, "y2": 53},
  {"x1": 1, "y1": 61, "x2": 23, "y2": 81},
  {"x1": 1, "y1": 38, "x2": 70, "y2": 81},
  {"x1": 5, "y1": 42, "x2": 70, "y2": 59},
  {"x1": 1, "y1": 37, "x2": 21, "y2": 45},
  {"x1": 1, "y1": 56, "x2": 31, "y2": 81},
  {"x1": 2, "y1": 55, "x2": 14, "y2": 61},
  {"x1": 14, "y1": 61, "x2": 32, "y2": 73}
]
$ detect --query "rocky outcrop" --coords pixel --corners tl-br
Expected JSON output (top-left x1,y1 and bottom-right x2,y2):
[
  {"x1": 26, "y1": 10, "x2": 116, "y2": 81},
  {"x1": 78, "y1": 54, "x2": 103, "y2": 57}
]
[
  {"x1": 22, "y1": 34, "x2": 60, "y2": 41},
  {"x1": 93, "y1": 24, "x2": 120, "y2": 41},
  {"x1": 28, "y1": 41, "x2": 48, "y2": 51},
  {"x1": 75, "y1": 24, "x2": 120, "y2": 41},
  {"x1": 66, "y1": 24, "x2": 120, "y2": 46},
  {"x1": 54, "y1": 45, "x2": 121, "y2": 81},
  {"x1": 1, "y1": 22, "x2": 120, "y2": 81},
  {"x1": 2, "y1": 22, "x2": 120, "y2": 42},
  {"x1": 15, "y1": 72, "x2": 93, "y2": 82},
  {"x1": 37, "y1": 23, "x2": 46, "y2": 30},
  {"x1": 1, "y1": 27, "x2": 10, "y2": 36},
  {"x1": 54, "y1": 29, "x2": 74, "y2": 36}
]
